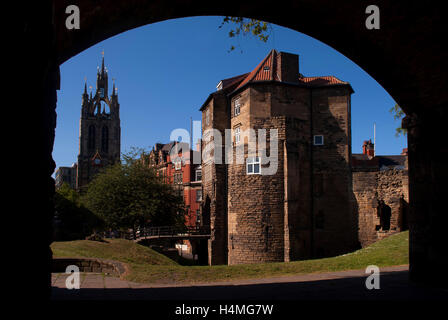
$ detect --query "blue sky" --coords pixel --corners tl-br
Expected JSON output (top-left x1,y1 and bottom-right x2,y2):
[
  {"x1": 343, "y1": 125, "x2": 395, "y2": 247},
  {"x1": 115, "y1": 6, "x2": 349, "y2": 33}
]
[{"x1": 54, "y1": 16, "x2": 406, "y2": 169}]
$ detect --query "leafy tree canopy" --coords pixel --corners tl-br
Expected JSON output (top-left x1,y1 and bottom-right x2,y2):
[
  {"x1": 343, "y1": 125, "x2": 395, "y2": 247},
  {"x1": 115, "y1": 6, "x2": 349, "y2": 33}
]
[
  {"x1": 219, "y1": 16, "x2": 272, "y2": 52},
  {"x1": 389, "y1": 104, "x2": 407, "y2": 137},
  {"x1": 82, "y1": 149, "x2": 185, "y2": 232},
  {"x1": 54, "y1": 183, "x2": 103, "y2": 240}
]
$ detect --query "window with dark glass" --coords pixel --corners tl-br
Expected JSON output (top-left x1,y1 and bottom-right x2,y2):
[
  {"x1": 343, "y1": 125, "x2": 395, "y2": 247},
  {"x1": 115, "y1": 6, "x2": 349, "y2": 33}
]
[
  {"x1": 88, "y1": 125, "x2": 95, "y2": 151},
  {"x1": 196, "y1": 190, "x2": 202, "y2": 202},
  {"x1": 195, "y1": 169, "x2": 202, "y2": 181},
  {"x1": 246, "y1": 156, "x2": 261, "y2": 174},
  {"x1": 313, "y1": 135, "x2": 324, "y2": 145},
  {"x1": 101, "y1": 126, "x2": 109, "y2": 152}
]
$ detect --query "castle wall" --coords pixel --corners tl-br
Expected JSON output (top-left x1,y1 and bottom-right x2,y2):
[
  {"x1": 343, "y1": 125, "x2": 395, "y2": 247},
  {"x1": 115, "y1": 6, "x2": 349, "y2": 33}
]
[
  {"x1": 353, "y1": 168, "x2": 409, "y2": 247},
  {"x1": 225, "y1": 83, "x2": 356, "y2": 263},
  {"x1": 201, "y1": 92, "x2": 229, "y2": 265},
  {"x1": 311, "y1": 87, "x2": 359, "y2": 257},
  {"x1": 227, "y1": 117, "x2": 286, "y2": 264}
]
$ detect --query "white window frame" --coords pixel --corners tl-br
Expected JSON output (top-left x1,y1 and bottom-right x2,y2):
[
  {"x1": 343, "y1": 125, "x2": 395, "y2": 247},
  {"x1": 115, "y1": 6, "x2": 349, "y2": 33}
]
[
  {"x1": 246, "y1": 156, "x2": 261, "y2": 175},
  {"x1": 234, "y1": 98, "x2": 241, "y2": 116},
  {"x1": 313, "y1": 135, "x2": 324, "y2": 146},
  {"x1": 195, "y1": 169, "x2": 202, "y2": 181},
  {"x1": 174, "y1": 159, "x2": 182, "y2": 170},
  {"x1": 196, "y1": 189, "x2": 202, "y2": 202},
  {"x1": 234, "y1": 127, "x2": 241, "y2": 144}
]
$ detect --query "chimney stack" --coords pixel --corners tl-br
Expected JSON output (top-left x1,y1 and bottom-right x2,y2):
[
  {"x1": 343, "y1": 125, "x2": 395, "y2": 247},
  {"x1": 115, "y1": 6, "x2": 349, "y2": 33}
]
[
  {"x1": 362, "y1": 139, "x2": 375, "y2": 159},
  {"x1": 278, "y1": 52, "x2": 299, "y2": 84}
]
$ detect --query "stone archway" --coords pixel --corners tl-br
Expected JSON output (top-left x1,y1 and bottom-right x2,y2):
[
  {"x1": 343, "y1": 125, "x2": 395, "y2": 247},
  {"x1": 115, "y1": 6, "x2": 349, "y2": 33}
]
[{"x1": 22, "y1": 1, "x2": 447, "y2": 297}]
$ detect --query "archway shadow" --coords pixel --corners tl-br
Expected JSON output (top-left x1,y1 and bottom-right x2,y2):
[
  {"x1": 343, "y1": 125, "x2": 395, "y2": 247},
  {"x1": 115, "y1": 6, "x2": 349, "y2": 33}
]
[{"x1": 51, "y1": 270, "x2": 448, "y2": 301}]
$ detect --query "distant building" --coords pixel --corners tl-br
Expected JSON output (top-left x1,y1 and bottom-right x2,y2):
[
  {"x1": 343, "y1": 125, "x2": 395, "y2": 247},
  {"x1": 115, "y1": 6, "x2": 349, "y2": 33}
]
[
  {"x1": 352, "y1": 141, "x2": 409, "y2": 247},
  {"x1": 55, "y1": 163, "x2": 77, "y2": 189},
  {"x1": 146, "y1": 141, "x2": 202, "y2": 227},
  {"x1": 76, "y1": 56, "x2": 121, "y2": 190}
]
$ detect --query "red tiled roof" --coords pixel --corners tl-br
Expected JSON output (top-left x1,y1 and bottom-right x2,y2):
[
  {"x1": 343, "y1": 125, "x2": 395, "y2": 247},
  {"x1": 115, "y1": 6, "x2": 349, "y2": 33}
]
[
  {"x1": 298, "y1": 75, "x2": 348, "y2": 86},
  {"x1": 234, "y1": 49, "x2": 279, "y2": 91},
  {"x1": 222, "y1": 49, "x2": 350, "y2": 93},
  {"x1": 220, "y1": 73, "x2": 250, "y2": 90}
]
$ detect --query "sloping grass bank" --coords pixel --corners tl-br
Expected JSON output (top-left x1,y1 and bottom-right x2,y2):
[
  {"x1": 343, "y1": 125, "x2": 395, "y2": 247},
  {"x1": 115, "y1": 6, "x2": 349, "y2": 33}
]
[{"x1": 51, "y1": 231, "x2": 408, "y2": 284}]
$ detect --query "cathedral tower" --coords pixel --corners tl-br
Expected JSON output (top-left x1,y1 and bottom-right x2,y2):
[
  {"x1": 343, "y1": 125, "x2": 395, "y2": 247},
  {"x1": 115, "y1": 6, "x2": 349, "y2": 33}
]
[{"x1": 76, "y1": 55, "x2": 121, "y2": 190}]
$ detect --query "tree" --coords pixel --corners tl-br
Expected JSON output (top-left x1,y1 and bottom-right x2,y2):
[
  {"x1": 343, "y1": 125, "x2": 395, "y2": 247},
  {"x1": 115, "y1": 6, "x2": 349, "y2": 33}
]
[
  {"x1": 389, "y1": 104, "x2": 407, "y2": 137},
  {"x1": 54, "y1": 183, "x2": 103, "y2": 240},
  {"x1": 219, "y1": 17, "x2": 272, "y2": 52},
  {"x1": 82, "y1": 150, "x2": 185, "y2": 234}
]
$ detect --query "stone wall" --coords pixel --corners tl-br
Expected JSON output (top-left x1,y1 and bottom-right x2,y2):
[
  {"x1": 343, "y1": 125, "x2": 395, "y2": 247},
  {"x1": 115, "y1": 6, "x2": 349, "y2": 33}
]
[
  {"x1": 311, "y1": 87, "x2": 359, "y2": 257},
  {"x1": 353, "y1": 167, "x2": 409, "y2": 247},
  {"x1": 227, "y1": 117, "x2": 287, "y2": 264},
  {"x1": 52, "y1": 258, "x2": 128, "y2": 277},
  {"x1": 202, "y1": 92, "x2": 229, "y2": 265}
]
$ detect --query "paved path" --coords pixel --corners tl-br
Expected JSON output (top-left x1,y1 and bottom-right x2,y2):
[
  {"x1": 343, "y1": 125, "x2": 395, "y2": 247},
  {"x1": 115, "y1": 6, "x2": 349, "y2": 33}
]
[{"x1": 51, "y1": 265, "x2": 448, "y2": 300}]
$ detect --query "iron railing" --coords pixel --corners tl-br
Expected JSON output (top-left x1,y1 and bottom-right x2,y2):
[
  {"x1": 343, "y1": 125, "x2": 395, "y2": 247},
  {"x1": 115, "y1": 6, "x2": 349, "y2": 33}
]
[{"x1": 100, "y1": 225, "x2": 210, "y2": 241}]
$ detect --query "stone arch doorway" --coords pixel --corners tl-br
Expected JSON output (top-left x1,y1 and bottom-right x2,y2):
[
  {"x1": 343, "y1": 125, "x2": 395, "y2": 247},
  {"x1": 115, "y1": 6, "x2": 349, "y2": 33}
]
[
  {"x1": 24, "y1": 1, "x2": 447, "y2": 296},
  {"x1": 377, "y1": 200, "x2": 392, "y2": 231}
]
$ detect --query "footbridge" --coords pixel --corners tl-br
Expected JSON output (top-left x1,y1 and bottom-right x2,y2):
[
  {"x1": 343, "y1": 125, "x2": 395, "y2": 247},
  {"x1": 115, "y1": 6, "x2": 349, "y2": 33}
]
[{"x1": 102, "y1": 225, "x2": 211, "y2": 243}]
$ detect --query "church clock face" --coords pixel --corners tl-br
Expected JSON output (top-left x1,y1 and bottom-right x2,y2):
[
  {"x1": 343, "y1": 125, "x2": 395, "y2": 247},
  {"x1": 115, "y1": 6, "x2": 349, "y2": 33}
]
[{"x1": 94, "y1": 158, "x2": 101, "y2": 165}]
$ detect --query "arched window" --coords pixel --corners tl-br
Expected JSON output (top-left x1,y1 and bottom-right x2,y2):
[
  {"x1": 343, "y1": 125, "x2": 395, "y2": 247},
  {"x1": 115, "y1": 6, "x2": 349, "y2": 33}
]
[
  {"x1": 88, "y1": 125, "x2": 95, "y2": 151},
  {"x1": 101, "y1": 126, "x2": 109, "y2": 152},
  {"x1": 377, "y1": 200, "x2": 391, "y2": 231}
]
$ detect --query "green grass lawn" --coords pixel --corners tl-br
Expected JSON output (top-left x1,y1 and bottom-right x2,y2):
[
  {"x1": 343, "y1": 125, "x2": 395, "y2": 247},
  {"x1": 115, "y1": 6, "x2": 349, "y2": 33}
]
[{"x1": 51, "y1": 231, "x2": 408, "y2": 284}]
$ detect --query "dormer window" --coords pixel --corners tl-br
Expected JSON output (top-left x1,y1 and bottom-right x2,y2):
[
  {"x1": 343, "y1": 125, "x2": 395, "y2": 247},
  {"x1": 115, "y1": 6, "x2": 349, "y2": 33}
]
[
  {"x1": 313, "y1": 135, "x2": 324, "y2": 145},
  {"x1": 263, "y1": 66, "x2": 270, "y2": 71}
]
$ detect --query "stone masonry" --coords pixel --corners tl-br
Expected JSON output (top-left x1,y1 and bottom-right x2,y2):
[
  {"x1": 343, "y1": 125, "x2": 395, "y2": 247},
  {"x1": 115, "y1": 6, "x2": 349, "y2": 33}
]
[
  {"x1": 200, "y1": 50, "x2": 360, "y2": 265},
  {"x1": 352, "y1": 144, "x2": 409, "y2": 247}
]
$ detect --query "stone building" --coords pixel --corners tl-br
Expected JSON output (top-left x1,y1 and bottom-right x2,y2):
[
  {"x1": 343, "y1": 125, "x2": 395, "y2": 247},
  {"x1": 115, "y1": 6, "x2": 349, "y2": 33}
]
[
  {"x1": 55, "y1": 163, "x2": 77, "y2": 189},
  {"x1": 352, "y1": 141, "x2": 409, "y2": 247},
  {"x1": 76, "y1": 56, "x2": 121, "y2": 190},
  {"x1": 200, "y1": 49, "x2": 359, "y2": 265}
]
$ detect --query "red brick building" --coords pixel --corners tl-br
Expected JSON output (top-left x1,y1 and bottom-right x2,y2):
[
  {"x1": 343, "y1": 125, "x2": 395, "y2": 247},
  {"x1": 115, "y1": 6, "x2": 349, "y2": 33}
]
[{"x1": 146, "y1": 141, "x2": 202, "y2": 227}]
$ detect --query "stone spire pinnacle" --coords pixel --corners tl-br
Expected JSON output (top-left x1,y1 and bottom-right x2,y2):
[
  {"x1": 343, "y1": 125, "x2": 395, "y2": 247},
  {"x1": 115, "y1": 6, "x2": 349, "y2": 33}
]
[
  {"x1": 83, "y1": 77, "x2": 88, "y2": 95},
  {"x1": 101, "y1": 50, "x2": 106, "y2": 76}
]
